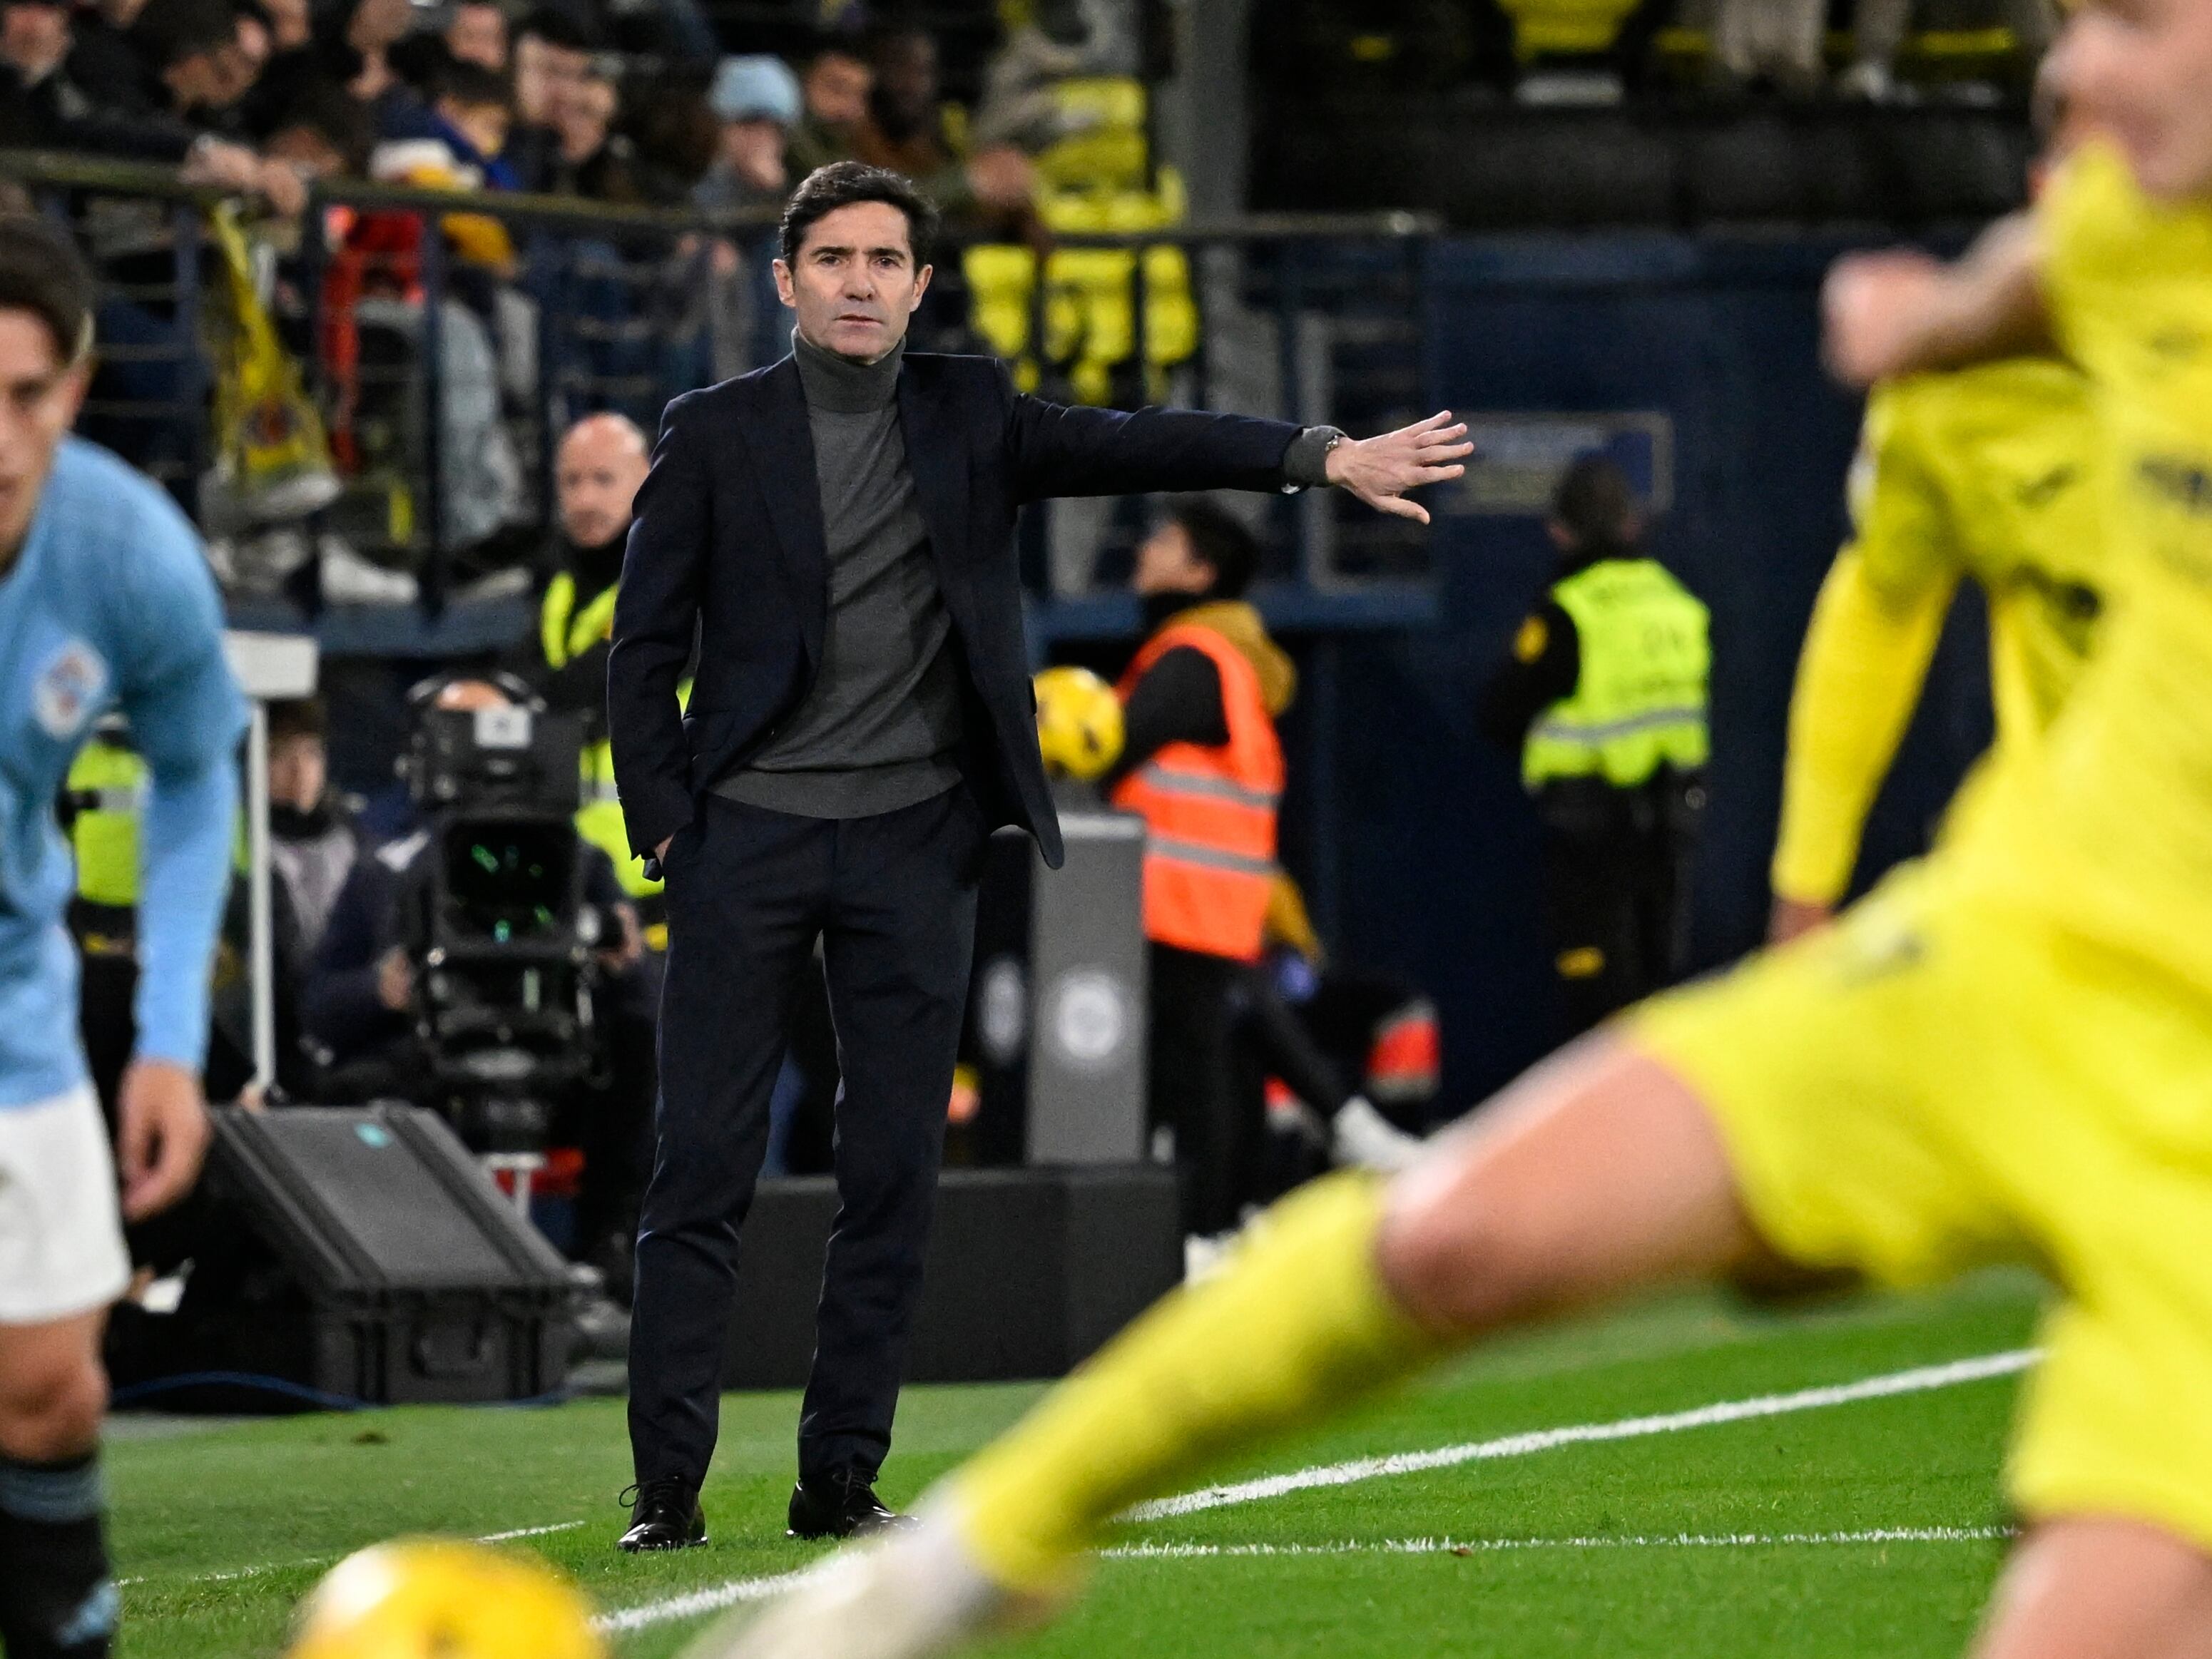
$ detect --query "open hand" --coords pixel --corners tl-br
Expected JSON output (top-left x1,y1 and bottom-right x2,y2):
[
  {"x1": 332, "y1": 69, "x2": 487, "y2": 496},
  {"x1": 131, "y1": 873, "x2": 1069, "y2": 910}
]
[
  {"x1": 1822, "y1": 250, "x2": 1945, "y2": 388},
  {"x1": 1323, "y1": 412, "x2": 1472, "y2": 524},
  {"x1": 117, "y1": 1059, "x2": 212, "y2": 1222}
]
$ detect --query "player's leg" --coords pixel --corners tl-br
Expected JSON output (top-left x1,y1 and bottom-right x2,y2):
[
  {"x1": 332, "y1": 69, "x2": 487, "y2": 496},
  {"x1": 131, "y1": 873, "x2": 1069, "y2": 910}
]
[
  {"x1": 0, "y1": 1083, "x2": 132, "y2": 1659},
  {"x1": 1972, "y1": 1521, "x2": 2212, "y2": 1659},
  {"x1": 0, "y1": 1311, "x2": 117, "y2": 1659},
  {"x1": 942, "y1": 1034, "x2": 1759, "y2": 1589}
]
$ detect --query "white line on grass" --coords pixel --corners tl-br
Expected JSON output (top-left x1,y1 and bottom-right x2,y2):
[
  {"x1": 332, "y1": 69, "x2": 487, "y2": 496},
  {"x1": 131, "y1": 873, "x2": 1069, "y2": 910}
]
[
  {"x1": 596, "y1": 1566, "x2": 827, "y2": 1634},
  {"x1": 1126, "y1": 1348, "x2": 2038, "y2": 1521},
  {"x1": 591, "y1": 1525, "x2": 2016, "y2": 1633},
  {"x1": 1105, "y1": 1526, "x2": 2013, "y2": 1560},
  {"x1": 123, "y1": 1519, "x2": 588, "y2": 1589},
  {"x1": 596, "y1": 1349, "x2": 2037, "y2": 1634}
]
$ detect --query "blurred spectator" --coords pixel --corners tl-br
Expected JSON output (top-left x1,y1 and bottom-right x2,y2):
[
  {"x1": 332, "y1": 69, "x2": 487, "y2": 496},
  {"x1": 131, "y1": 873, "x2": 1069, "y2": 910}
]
[
  {"x1": 427, "y1": 55, "x2": 519, "y2": 186},
  {"x1": 784, "y1": 41, "x2": 869, "y2": 176},
  {"x1": 546, "y1": 66, "x2": 641, "y2": 200},
  {"x1": 693, "y1": 53, "x2": 800, "y2": 213},
  {"x1": 444, "y1": 0, "x2": 506, "y2": 72},
  {"x1": 65, "y1": 0, "x2": 162, "y2": 115},
  {"x1": 1707, "y1": 0, "x2": 1825, "y2": 93},
  {"x1": 1840, "y1": 0, "x2": 2058, "y2": 100},
  {"x1": 0, "y1": 0, "x2": 301, "y2": 208},
  {"x1": 260, "y1": 77, "x2": 371, "y2": 178},
  {"x1": 504, "y1": 4, "x2": 593, "y2": 188},
  {"x1": 847, "y1": 28, "x2": 1036, "y2": 220},
  {"x1": 265, "y1": 695, "x2": 360, "y2": 964},
  {"x1": 4, "y1": 0, "x2": 72, "y2": 92}
]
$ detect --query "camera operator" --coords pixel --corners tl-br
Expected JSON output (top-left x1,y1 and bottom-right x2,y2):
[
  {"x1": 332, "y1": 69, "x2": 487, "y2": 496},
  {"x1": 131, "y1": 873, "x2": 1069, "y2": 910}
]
[{"x1": 301, "y1": 675, "x2": 656, "y2": 1300}]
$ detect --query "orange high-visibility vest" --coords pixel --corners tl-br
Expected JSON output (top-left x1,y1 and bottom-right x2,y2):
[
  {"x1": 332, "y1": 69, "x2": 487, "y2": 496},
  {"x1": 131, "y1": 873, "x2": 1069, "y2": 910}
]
[{"x1": 1109, "y1": 622, "x2": 1285, "y2": 962}]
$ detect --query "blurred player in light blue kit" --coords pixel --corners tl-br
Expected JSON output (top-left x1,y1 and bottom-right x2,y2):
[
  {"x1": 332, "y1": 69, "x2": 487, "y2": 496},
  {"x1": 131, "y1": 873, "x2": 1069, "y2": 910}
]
[{"x1": 0, "y1": 216, "x2": 245, "y2": 1659}]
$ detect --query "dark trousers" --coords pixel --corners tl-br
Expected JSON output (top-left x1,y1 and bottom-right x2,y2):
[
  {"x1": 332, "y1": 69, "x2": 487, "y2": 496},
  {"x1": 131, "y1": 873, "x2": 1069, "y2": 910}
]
[
  {"x1": 628, "y1": 784, "x2": 987, "y2": 1487},
  {"x1": 1538, "y1": 773, "x2": 1701, "y2": 1041},
  {"x1": 1148, "y1": 943, "x2": 1269, "y2": 1237}
]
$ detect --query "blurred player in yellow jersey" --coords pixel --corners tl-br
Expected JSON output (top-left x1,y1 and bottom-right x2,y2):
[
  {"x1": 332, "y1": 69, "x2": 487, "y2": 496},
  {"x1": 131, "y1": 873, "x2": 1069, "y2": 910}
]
[
  {"x1": 1770, "y1": 359, "x2": 2104, "y2": 937},
  {"x1": 1770, "y1": 96, "x2": 2106, "y2": 943},
  {"x1": 700, "y1": 4, "x2": 2212, "y2": 1656}
]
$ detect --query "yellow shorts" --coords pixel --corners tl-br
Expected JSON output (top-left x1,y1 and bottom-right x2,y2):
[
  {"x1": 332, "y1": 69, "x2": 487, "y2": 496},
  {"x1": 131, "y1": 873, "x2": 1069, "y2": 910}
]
[{"x1": 1629, "y1": 862, "x2": 2212, "y2": 1554}]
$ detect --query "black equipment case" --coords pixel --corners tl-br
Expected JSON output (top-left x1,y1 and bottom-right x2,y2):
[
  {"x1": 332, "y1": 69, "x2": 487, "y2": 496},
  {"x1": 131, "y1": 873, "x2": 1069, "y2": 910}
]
[{"x1": 130, "y1": 1105, "x2": 574, "y2": 1406}]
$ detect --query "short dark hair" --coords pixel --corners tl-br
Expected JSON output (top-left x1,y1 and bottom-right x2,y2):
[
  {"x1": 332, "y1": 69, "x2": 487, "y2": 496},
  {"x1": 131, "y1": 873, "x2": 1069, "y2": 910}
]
[
  {"x1": 1164, "y1": 496, "x2": 1261, "y2": 600},
  {"x1": 0, "y1": 215, "x2": 94, "y2": 365},
  {"x1": 432, "y1": 54, "x2": 511, "y2": 108},
  {"x1": 1551, "y1": 454, "x2": 1640, "y2": 557},
  {"x1": 267, "y1": 695, "x2": 328, "y2": 744},
  {"x1": 515, "y1": 5, "x2": 595, "y2": 52},
  {"x1": 134, "y1": 0, "x2": 236, "y2": 67},
  {"x1": 779, "y1": 160, "x2": 937, "y2": 267},
  {"x1": 270, "y1": 81, "x2": 374, "y2": 171}
]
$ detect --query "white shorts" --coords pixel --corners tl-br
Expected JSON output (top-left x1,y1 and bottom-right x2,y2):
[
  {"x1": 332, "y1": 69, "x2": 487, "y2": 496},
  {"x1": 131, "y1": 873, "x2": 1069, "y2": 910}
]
[{"x1": 0, "y1": 1086, "x2": 131, "y2": 1326}]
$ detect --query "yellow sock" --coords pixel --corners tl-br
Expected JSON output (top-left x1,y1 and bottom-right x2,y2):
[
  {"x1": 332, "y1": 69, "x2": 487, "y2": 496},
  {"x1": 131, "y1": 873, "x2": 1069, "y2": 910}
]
[{"x1": 947, "y1": 1173, "x2": 1444, "y2": 1590}]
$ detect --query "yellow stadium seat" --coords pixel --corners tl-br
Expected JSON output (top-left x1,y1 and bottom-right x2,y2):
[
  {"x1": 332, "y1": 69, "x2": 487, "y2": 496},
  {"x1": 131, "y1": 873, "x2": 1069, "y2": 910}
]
[{"x1": 1496, "y1": 0, "x2": 1642, "y2": 57}]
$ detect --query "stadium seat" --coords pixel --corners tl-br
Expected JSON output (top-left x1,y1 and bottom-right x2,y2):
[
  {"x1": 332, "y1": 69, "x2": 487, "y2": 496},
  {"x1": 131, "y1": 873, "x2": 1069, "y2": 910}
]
[
  {"x1": 1496, "y1": 0, "x2": 1643, "y2": 58},
  {"x1": 962, "y1": 70, "x2": 1202, "y2": 407}
]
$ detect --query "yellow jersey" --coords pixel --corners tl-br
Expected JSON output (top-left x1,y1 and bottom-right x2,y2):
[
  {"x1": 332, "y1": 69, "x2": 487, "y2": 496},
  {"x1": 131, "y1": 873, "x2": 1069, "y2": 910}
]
[
  {"x1": 1953, "y1": 143, "x2": 2212, "y2": 996},
  {"x1": 1771, "y1": 359, "x2": 2105, "y2": 904}
]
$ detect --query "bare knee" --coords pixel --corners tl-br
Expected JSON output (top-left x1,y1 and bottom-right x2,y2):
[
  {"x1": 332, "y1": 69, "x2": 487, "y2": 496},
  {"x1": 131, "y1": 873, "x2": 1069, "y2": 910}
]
[
  {"x1": 0, "y1": 1347, "x2": 108, "y2": 1464},
  {"x1": 1976, "y1": 1519, "x2": 2212, "y2": 1659},
  {"x1": 1375, "y1": 1036, "x2": 1758, "y2": 1336}
]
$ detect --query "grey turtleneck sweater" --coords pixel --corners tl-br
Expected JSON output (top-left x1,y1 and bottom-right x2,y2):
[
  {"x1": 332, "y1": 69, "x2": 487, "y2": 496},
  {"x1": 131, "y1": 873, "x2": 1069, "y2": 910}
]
[{"x1": 715, "y1": 331, "x2": 967, "y2": 820}]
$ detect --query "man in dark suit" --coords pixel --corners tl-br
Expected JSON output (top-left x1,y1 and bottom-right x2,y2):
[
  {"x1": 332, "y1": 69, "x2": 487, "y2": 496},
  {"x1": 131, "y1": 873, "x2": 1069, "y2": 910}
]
[{"x1": 607, "y1": 160, "x2": 1470, "y2": 1551}]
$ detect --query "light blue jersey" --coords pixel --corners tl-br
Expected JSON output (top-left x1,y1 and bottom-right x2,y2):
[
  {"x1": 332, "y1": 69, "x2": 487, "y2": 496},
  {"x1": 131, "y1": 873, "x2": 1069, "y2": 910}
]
[{"x1": 0, "y1": 438, "x2": 245, "y2": 1106}]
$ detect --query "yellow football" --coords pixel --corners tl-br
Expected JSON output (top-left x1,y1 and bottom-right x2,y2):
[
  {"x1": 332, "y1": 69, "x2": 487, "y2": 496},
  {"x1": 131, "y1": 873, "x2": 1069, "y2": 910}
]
[
  {"x1": 1033, "y1": 665, "x2": 1126, "y2": 782},
  {"x1": 287, "y1": 1540, "x2": 603, "y2": 1659}
]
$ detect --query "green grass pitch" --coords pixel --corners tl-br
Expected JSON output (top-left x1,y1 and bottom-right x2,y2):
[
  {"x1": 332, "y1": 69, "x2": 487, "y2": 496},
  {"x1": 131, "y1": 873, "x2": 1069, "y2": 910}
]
[{"x1": 109, "y1": 1267, "x2": 2046, "y2": 1658}]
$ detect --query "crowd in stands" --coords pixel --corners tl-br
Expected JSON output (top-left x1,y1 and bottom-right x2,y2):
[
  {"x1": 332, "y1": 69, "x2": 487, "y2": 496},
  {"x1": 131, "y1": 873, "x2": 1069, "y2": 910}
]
[{"x1": 0, "y1": 0, "x2": 1064, "y2": 230}]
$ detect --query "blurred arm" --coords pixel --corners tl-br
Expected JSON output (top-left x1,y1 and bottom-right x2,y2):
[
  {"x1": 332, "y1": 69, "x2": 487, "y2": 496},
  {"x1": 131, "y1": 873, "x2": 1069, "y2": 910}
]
[{"x1": 1770, "y1": 390, "x2": 1962, "y2": 910}]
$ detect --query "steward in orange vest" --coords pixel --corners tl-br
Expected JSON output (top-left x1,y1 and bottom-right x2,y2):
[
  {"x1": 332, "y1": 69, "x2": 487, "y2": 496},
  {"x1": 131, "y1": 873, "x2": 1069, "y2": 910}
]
[{"x1": 1104, "y1": 499, "x2": 1298, "y2": 1239}]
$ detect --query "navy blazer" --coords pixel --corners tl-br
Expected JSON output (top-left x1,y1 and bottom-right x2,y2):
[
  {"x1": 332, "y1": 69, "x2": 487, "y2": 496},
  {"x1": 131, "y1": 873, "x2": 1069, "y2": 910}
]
[{"x1": 607, "y1": 350, "x2": 1306, "y2": 872}]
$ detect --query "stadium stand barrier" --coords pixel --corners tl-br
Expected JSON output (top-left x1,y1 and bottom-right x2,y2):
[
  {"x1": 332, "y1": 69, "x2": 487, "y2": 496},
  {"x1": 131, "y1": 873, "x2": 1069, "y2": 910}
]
[{"x1": 0, "y1": 148, "x2": 1439, "y2": 635}]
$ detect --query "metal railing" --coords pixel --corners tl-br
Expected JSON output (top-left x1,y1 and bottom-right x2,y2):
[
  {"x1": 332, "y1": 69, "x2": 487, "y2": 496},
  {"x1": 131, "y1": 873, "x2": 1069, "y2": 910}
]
[{"x1": 1, "y1": 148, "x2": 1439, "y2": 628}]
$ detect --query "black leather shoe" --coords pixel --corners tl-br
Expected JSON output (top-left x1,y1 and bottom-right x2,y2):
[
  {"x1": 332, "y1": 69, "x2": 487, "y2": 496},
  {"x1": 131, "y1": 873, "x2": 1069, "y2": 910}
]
[
  {"x1": 787, "y1": 1469, "x2": 912, "y2": 1540},
  {"x1": 618, "y1": 1476, "x2": 707, "y2": 1551}
]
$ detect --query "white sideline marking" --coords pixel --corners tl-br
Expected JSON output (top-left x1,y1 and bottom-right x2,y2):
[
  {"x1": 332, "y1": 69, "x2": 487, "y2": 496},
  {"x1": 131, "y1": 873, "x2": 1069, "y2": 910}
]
[
  {"x1": 595, "y1": 1349, "x2": 2037, "y2": 1635},
  {"x1": 123, "y1": 1519, "x2": 587, "y2": 1589},
  {"x1": 591, "y1": 1524, "x2": 2016, "y2": 1633},
  {"x1": 596, "y1": 1565, "x2": 827, "y2": 1633},
  {"x1": 1127, "y1": 1348, "x2": 2039, "y2": 1521},
  {"x1": 479, "y1": 1521, "x2": 589, "y2": 1543},
  {"x1": 1105, "y1": 1526, "x2": 2013, "y2": 1560}
]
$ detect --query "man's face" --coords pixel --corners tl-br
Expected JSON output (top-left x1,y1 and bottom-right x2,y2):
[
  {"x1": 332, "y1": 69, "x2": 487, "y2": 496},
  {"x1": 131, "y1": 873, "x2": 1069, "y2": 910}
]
[
  {"x1": 1, "y1": 1, "x2": 70, "y2": 77},
  {"x1": 347, "y1": 0, "x2": 408, "y2": 51},
  {"x1": 0, "y1": 309, "x2": 88, "y2": 560},
  {"x1": 163, "y1": 43, "x2": 230, "y2": 111},
  {"x1": 2049, "y1": 0, "x2": 2212, "y2": 199},
  {"x1": 555, "y1": 417, "x2": 648, "y2": 547},
  {"x1": 447, "y1": 1, "x2": 504, "y2": 71},
  {"x1": 1133, "y1": 521, "x2": 1213, "y2": 597},
  {"x1": 773, "y1": 200, "x2": 931, "y2": 363},
  {"x1": 803, "y1": 51, "x2": 870, "y2": 128},
  {"x1": 267, "y1": 732, "x2": 327, "y2": 812},
  {"x1": 514, "y1": 32, "x2": 586, "y2": 126}
]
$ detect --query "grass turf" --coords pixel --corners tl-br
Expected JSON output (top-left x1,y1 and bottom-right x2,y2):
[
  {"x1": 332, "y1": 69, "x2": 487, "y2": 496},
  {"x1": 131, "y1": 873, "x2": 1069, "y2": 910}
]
[{"x1": 109, "y1": 1266, "x2": 2045, "y2": 1658}]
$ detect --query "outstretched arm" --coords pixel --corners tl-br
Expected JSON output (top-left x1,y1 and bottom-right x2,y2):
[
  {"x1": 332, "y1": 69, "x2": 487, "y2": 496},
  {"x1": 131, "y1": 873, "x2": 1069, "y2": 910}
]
[
  {"x1": 1000, "y1": 363, "x2": 1469, "y2": 516},
  {"x1": 1770, "y1": 390, "x2": 1962, "y2": 939},
  {"x1": 1823, "y1": 213, "x2": 2052, "y2": 387}
]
